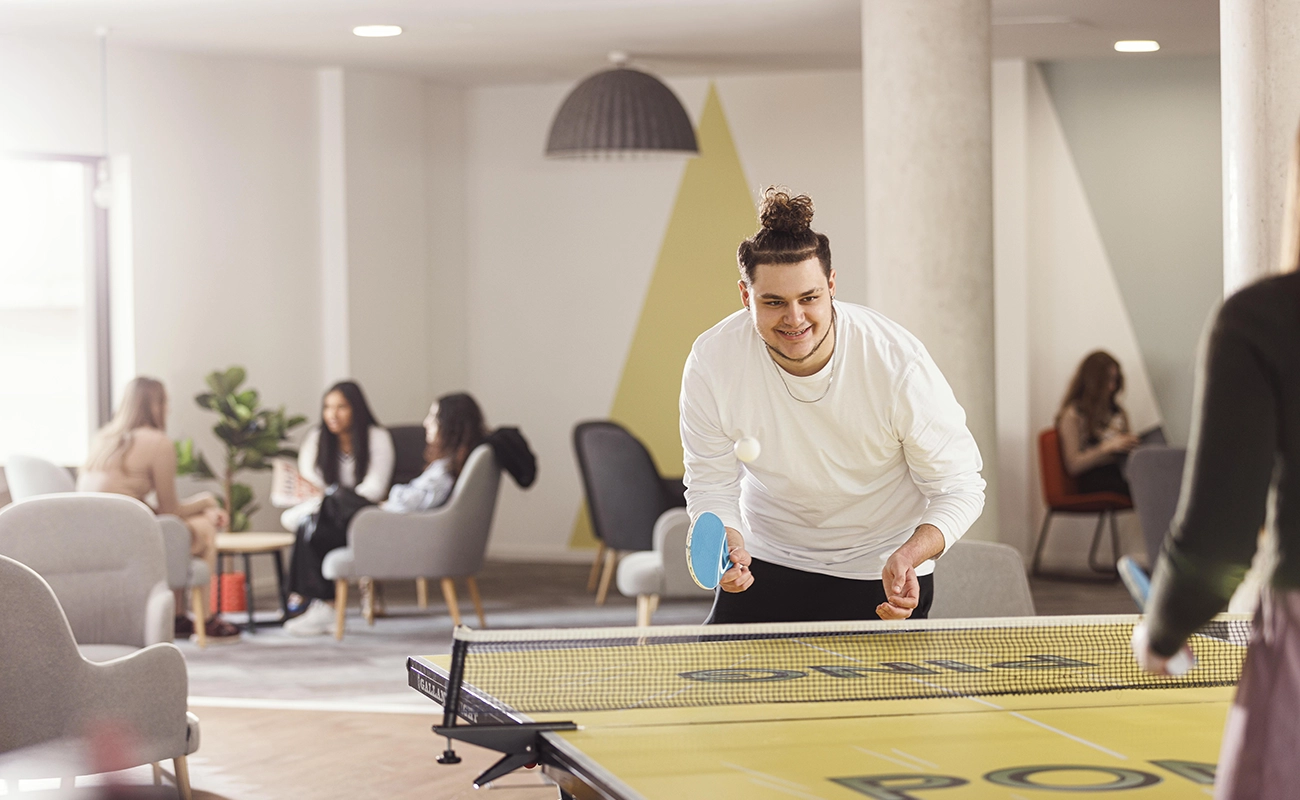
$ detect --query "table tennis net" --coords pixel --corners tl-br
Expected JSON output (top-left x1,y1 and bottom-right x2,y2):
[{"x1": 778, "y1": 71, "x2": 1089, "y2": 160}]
[{"x1": 440, "y1": 615, "x2": 1249, "y2": 715}]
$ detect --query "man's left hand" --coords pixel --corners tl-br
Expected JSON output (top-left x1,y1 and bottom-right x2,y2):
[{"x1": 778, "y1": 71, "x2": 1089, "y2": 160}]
[{"x1": 877, "y1": 551, "x2": 919, "y2": 620}]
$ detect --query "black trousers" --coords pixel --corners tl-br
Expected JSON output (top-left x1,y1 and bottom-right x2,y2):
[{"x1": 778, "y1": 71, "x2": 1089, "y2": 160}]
[
  {"x1": 286, "y1": 521, "x2": 346, "y2": 601},
  {"x1": 1078, "y1": 463, "x2": 1131, "y2": 496},
  {"x1": 286, "y1": 489, "x2": 371, "y2": 602},
  {"x1": 705, "y1": 557, "x2": 934, "y2": 624}
]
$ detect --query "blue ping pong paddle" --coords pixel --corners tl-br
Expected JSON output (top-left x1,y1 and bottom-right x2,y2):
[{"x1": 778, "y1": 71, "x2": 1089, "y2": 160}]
[
  {"x1": 686, "y1": 512, "x2": 732, "y2": 590},
  {"x1": 1117, "y1": 555, "x2": 1151, "y2": 610}
]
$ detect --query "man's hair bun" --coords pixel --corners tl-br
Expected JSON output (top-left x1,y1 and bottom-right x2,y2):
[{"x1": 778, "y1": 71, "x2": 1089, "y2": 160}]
[{"x1": 759, "y1": 187, "x2": 814, "y2": 234}]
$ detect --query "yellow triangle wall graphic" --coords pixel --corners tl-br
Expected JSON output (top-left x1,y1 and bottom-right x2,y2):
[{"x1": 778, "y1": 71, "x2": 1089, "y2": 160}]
[{"x1": 570, "y1": 84, "x2": 757, "y2": 549}]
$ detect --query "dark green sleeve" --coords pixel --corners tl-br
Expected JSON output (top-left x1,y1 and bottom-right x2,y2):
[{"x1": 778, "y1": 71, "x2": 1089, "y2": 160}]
[{"x1": 1145, "y1": 297, "x2": 1278, "y2": 656}]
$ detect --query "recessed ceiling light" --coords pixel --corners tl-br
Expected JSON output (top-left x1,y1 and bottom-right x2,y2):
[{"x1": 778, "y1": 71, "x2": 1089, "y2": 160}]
[
  {"x1": 1114, "y1": 40, "x2": 1160, "y2": 53},
  {"x1": 353, "y1": 25, "x2": 403, "y2": 38}
]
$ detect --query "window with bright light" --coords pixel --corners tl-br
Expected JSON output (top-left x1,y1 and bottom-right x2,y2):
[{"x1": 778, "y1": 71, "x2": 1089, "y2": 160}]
[{"x1": 0, "y1": 157, "x2": 108, "y2": 466}]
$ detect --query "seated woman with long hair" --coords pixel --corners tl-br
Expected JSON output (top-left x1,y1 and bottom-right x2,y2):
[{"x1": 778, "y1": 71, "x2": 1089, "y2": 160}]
[
  {"x1": 283, "y1": 380, "x2": 394, "y2": 635},
  {"x1": 383, "y1": 392, "x2": 488, "y2": 514},
  {"x1": 1056, "y1": 350, "x2": 1140, "y2": 496},
  {"x1": 78, "y1": 376, "x2": 240, "y2": 641}
]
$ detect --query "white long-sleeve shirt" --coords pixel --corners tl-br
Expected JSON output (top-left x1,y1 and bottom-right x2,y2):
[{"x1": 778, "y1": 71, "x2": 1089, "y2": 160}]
[
  {"x1": 280, "y1": 424, "x2": 395, "y2": 531},
  {"x1": 680, "y1": 302, "x2": 985, "y2": 580}
]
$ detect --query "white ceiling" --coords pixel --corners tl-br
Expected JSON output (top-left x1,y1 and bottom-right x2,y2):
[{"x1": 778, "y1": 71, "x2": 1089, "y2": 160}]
[{"x1": 0, "y1": 0, "x2": 1219, "y2": 85}]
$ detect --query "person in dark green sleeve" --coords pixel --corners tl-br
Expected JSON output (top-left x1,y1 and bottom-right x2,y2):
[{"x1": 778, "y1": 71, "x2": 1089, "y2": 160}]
[{"x1": 1132, "y1": 132, "x2": 1300, "y2": 800}]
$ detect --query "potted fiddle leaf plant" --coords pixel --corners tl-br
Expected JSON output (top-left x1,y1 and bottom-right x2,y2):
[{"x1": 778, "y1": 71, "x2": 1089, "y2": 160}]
[{"x1": 175, "y1": 366, "x2": 307, "y2": 532}]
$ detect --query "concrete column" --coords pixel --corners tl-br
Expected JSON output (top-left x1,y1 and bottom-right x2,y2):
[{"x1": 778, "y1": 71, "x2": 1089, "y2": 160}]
[
  {"x1": 1221, "y1": 0, "x2": 1300, "y2": 294},
  {"x1": 862, "y1": 0, "x2": 998, "y2": 542}
]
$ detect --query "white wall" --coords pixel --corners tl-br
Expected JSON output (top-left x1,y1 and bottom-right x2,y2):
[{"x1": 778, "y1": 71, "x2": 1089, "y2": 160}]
[
  {"x1": 341, "y1": 69, "x2": 434, "y2": 426},
  {"x1": 425, "y1": 84, "x2": 471, "y2": 398},
  {"x1": 1, "y1": 35, "x2": 323, "y2": 532},
  {"x1": 463, "y1": 70, "x2": 865, "y2": 560}
]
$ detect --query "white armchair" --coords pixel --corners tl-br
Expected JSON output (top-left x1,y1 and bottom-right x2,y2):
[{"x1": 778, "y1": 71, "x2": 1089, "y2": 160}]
[
  {"x1": 0, "y1": 494, "x2": 174, "y2": 660},
  {"x1": 616, "y1": 508, "x2": 713, "y2": 626},
  {"x1": 323, "y1": 444, "x2": 502, "y2": 640},
  {"x1": 0, "y1": 554, "x2": 199, "y2": 798},
  {"x1": 5, "y1": 454, "x2": 75, "y2": 501}
]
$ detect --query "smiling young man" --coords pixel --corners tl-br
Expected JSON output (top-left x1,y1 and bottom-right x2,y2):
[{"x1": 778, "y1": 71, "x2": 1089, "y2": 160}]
[{"x1": 679, "y1": 188, "x2": 986, "y2": 624}]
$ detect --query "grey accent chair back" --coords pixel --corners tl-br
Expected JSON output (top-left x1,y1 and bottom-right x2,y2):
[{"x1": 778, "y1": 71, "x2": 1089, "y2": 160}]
[
  {"x1": 930, "y1": 540, "x2": 1036, "y2": 618},
  {"x1": 573, "y1": 420, "x2": 687, "y2": 605},
  {"x1": 615, "y1": 507, "x2": 714, "y2": 625},
  {"x1": 0, "y1": 494, "x2": 172, "y2": 658},
  {"x1": 0, "y1": 554, "x2": 199, "y2": 798},
  {"x1": 1126, "y1": 445, "x2": 1188, "y2": 567},
  {"x1": 323, "y1": 444, "x2": 502, "y2": 639},
  {"x1": 5, "y1": 454, "x2": 75, "y2": 501},
  {"x1": 388, "y1": 424, "x2": 430, "y2": 485}
]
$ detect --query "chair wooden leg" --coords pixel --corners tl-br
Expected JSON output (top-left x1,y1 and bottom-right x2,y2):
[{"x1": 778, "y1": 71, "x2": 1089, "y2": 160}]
[
  {"x1": 153, "y1": 762, "x2": 163, "y2": 785},
  {"x1": 334, "y1": 580, "x2": 348, "y2": 641},
  {"x1": 173, "y1": 755, "x2": 193, "y2": 800},
  {"x1": 466, "y1": 576, "x2": 486, "y2": 628},
  {"x1": 595, "y1": 548, "x2": 617, "y2": 606},
  {"x1": 191, "y1": 590, "x2": 207, "y2": 649},
  {"x1": 649, "y1": 594, "x2": 660, "y2": 617},
  {"x1": 361, "y1": 577, "x2": 375, "y2": 627},
  {"x1": 441, "y1": 578, "x2": 462, "y2": 627},
  {"x1": 1031, "y1": 511, "x2": 1054, "y2": 576},
  {"x1": 416, "y1": 577, "x2": 429, "y2": 609},
  {"x1": 587, "y1": 541, "x2": 606, "y2": 592},
  {"x1": 636, "y1": 594, "x2": 658, "y2": 627}
]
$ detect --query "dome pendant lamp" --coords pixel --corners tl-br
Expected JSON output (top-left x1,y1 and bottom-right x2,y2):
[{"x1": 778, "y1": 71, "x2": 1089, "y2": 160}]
[{"x1": 545, "y1": 52, "x2": 698, "y2": 159}]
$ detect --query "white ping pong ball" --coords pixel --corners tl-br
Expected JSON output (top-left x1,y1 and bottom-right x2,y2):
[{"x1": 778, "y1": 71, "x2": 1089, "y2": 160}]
[{"x1": 734, "y1": 436, "x2": 761, "y2": 463}]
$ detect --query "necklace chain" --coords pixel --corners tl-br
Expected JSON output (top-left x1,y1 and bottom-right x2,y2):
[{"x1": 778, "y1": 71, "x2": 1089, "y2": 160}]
[{"x1": 767, "y1": 306, "x2": 836, "y2": 404}]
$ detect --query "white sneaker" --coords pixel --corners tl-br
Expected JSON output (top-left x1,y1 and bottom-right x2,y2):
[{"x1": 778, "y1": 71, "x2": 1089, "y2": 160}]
[{"x1": 284, "y1": 599, "x2": 336, "y2": 636}]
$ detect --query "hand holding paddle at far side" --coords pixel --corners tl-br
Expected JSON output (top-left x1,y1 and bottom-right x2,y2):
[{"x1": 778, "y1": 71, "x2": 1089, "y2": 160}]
[
  {"x1": 718, "y1": 527, "x2": 754, "y2": 593},
  {"x1": 876, "y1": 524, "x2": 945, "y2": 620}
]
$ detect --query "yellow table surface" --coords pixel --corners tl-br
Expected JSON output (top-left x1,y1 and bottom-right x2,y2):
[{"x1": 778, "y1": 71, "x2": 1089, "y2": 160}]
[{"x1": 415, "y1": 658, "x2": 1232, "y2": 798}]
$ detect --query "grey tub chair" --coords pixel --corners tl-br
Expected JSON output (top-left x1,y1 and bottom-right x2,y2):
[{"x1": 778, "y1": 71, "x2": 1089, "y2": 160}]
[
  {"x1": 615, "y1": 507, "x2": 713, "y2": 625},
  {"x1": 157, "y1": 514, "x2": 213, "y2": 648},
  {"x1": 0, "y1": 493, "x2": 173, "y2": 661},
  {"x1": 0, "y1": 554, "x2": 199, "y2": 799},
  {"x1": 930, "y1": 539, "x2": 1036, "y2": 618},
  {"x1": 323, "y1": 444, "x2": 502, "y2": 639}
]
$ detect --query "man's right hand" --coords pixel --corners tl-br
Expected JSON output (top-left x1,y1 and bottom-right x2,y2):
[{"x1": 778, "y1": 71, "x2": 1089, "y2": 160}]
[{"x1": 718, "y1": 526, "x2": 754, "y2": 593}]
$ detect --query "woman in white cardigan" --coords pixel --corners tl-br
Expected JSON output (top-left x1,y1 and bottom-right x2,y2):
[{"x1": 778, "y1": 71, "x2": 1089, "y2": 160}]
[{"x1": 283, "y1": 381, "x2": 393, "y2": 634}]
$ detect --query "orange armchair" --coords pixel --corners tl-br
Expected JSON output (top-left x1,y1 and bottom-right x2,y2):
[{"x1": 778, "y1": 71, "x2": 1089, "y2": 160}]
[{"x1": 1031, "y1": 428, "x2": 1132, "y2": 578}]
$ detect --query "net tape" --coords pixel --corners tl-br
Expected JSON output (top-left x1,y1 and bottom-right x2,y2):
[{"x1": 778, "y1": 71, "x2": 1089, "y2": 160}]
[{"x1": 445, "y1": 615, "x2": 1250, "y2": 714}]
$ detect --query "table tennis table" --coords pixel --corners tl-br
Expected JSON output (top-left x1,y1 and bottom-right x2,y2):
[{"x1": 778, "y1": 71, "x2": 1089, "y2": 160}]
[{"x1": 408, "y1": 615, "x2": 1248, "y2": 799}]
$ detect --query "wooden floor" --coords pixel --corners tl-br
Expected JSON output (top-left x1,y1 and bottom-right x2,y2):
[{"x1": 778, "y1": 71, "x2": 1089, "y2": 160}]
[{"x1": 185, "y1": 706, "x2": 557, "y2": 800}]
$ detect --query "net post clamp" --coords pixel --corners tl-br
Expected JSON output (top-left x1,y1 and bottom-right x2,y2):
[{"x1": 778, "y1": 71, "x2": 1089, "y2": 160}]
[{"x1": 434, "y1": 721, "x2": 578, "y2": 788}]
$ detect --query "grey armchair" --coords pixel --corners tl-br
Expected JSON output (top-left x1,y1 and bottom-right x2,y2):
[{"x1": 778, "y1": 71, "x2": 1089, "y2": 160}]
[
  {"x1": 5, "y1": 454, "x2": 75, "y2": 501},
  {"x1": 157, "y1": 515, "x2": 213, "y2": 648},
  {"x1": 323, "y1": 444, "x2": 502, "y2": 640},
  {"x1": 0, "y1": 554, "x2": 199, "y2": 799},
  {"x1": 1126, "y1": 445, "x2": 1187, "y2": 568},
  {"x1": 0, "y1": 494, "x2": 173, "y2": 661},
  {"x1": 615, "y1": 508, "x2": 714, "y2": 625},
  {"x1": 930, "y1": 540, "x2": 1036, "y2": 618}
]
